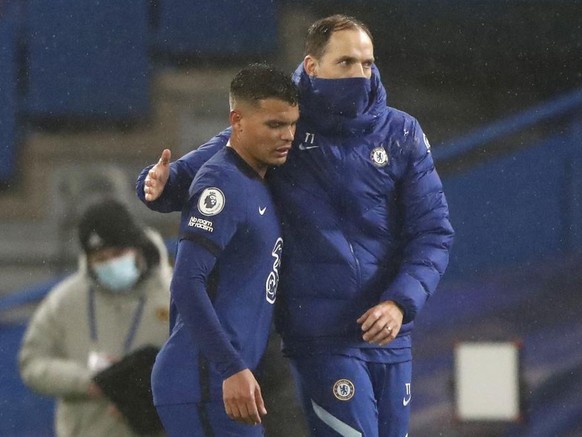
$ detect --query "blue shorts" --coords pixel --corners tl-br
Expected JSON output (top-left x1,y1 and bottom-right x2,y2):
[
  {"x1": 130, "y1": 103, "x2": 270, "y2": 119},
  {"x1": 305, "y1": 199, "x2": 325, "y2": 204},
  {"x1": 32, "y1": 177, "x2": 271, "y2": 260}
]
[
  {"x1": 289, "y1": 355, "x2": 412, "y2": 437},
  {"x1": 156, "y1": 401, "x2": 265, "y2": 437}
]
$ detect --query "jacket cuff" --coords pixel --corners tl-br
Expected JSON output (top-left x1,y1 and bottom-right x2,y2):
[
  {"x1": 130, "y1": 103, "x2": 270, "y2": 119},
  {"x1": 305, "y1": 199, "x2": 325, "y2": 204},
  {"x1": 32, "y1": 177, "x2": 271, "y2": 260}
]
[{"x1": 381, "y1": 272, "x2": 429, "y2": 324}]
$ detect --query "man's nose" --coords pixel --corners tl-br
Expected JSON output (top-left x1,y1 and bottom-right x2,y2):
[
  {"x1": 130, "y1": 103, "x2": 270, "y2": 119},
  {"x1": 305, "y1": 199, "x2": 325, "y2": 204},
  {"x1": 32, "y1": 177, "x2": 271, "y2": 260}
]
[
  {"x1": 350, "y1": 64, "x2": 368, "y2": 78},
  {"x1": 283, "y1": 126, "x2": 295, "y2": 140}
]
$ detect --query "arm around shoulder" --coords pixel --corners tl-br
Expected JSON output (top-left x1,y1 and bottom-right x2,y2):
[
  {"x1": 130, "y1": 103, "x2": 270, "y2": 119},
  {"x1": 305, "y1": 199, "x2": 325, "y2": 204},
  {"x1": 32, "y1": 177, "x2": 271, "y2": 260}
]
[{"x1": 136, "y1": 129, "x2": 232, "y2": 213}]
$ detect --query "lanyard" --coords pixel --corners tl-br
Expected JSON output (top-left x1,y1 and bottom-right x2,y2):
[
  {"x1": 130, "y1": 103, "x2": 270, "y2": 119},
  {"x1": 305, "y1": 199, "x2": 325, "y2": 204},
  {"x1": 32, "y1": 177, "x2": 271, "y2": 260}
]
[{"x1": 88, "y1": 287, "x2": 146, "y2": 354}]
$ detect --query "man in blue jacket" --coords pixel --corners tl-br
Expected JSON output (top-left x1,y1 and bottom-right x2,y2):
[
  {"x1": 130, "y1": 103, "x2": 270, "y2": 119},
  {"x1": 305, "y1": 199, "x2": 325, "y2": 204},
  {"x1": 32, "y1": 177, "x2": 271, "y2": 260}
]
[{"x1": 139, "y1": 15, "x2": 454, "y2": 437}]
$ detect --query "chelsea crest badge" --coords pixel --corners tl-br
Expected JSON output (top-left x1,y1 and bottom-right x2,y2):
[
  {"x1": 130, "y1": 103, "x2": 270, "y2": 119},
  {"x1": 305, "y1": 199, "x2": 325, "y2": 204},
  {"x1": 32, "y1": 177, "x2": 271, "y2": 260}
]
[{"x1": 370, "y1": 146, "x2": 389, "y2": 167}]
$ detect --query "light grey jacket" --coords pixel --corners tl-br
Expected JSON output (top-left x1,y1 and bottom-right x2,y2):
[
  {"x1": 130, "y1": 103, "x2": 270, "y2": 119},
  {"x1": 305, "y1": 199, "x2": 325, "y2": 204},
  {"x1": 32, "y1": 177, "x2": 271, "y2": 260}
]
[{"x1": 19, "y1": 229, "x2": 171, "y2": 437}]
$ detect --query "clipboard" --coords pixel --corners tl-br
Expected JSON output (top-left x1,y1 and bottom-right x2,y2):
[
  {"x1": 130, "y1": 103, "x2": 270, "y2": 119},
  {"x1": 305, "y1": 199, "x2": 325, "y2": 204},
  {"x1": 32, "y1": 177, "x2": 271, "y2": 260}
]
[{"x1": 93, "y1": 345, "x2": 163, "y2": 435}]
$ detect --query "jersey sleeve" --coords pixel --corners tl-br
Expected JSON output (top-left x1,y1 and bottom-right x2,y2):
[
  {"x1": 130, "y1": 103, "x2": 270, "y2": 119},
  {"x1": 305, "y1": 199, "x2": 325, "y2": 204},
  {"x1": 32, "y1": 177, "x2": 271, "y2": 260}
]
[
  {"x1": 135, "y1": 128, "x2": 231, "y2": 212},
  {"x1": 180, "y1": 165, "x2": 243, "y2": 251},
  {"x1": 380, "y1": 120, "x2": 454, "y2": 323},
  {"x1": 171, "y1": 166, "x2": 249, "y2": 379},
  {"x1": 171, "y1": 240, "x2": 247, "y2": 379}
]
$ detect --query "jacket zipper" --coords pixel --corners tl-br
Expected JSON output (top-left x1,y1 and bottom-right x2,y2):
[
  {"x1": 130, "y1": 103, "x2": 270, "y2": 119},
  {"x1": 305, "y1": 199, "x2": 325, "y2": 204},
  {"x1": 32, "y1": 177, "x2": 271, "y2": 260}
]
[{"x1": 348, "y1": 240, "x2": 361, "y2": 288}]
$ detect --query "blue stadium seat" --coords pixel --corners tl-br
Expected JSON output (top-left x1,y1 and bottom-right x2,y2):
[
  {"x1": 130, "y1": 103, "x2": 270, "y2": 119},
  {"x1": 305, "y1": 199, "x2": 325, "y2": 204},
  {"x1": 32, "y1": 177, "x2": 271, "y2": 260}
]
[
  {"x1": 22, "y1": 0, "x2": 150, "y2": 121},
  {"x1": 152, "y1": 0, "x2": 278, "y2": 58},
  {"x1": 0, "y1": 0, "x2": 20, "y2": 183},
  {"x1": 442, "y1": 134, "x2": 582, "y2": 279}
]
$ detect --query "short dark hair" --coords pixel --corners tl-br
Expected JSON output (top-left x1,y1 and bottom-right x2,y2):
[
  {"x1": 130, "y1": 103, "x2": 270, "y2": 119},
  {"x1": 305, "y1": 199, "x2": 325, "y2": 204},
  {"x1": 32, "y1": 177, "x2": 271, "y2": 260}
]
[
  {"x1": 304, "y1": 14, "x2": 373, "y2": 60},
  {"x1": 229, "y1": 63, "x2": 299, "y2": 108}
]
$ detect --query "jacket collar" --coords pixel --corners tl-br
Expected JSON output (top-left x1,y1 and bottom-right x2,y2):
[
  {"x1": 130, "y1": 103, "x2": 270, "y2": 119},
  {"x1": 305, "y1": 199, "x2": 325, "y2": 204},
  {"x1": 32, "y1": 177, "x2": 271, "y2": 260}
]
[{"x1": 292, "y1": 63, "x2": 389, "y2": 138}]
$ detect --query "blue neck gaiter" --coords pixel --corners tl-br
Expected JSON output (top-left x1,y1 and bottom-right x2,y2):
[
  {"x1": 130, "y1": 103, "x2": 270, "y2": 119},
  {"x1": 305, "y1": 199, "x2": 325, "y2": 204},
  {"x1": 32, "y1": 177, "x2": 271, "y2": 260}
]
[{"x1": 308, "y1": 76, "x2": 373, "y2": 118}]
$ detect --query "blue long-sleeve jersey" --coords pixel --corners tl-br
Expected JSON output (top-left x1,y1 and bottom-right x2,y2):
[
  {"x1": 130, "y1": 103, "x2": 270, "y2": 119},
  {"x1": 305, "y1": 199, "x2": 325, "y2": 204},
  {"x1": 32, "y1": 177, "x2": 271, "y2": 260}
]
[
  {"x1": 138, "y1": 64, "x2": 454, "y2": 363},
  {"x1": 151, "y1": 147, "x2": 283, "y2": 405}
]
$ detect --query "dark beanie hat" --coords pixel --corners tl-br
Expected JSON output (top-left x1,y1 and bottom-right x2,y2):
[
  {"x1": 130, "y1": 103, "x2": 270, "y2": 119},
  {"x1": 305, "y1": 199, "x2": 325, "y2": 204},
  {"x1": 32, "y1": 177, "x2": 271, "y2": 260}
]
[{"x1": 78, "y1": 198, "x2": 146, "y2": 254}]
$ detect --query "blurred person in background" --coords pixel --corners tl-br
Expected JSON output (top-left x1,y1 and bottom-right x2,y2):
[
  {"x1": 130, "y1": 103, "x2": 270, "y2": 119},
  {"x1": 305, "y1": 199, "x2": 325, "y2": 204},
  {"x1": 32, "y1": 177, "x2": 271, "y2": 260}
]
[
  {"x1": 137, "y1": 14, "x2": 453, "y2": 437},
  {"x1": 151, "y1": 63, "x2": 299, "y2": 437},
  {"x1": 19, "y1": 197, "x2": 171, "y2": 437}
]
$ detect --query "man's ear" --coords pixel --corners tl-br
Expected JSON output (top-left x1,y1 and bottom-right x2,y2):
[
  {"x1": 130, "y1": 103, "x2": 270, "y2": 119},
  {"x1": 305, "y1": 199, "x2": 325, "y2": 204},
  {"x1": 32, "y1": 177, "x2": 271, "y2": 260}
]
[
  {"x1": 304, "y1": 55, "x2": 318, "y2": 77},
  {"x1": 230, "y1": 110, "x2": 242, "y2": 130}
]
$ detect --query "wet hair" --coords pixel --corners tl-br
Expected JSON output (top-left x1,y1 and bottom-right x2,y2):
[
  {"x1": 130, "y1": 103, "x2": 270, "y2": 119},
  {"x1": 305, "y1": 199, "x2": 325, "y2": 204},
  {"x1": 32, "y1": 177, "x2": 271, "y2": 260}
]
[
  {"x1": 304, "y1": 14, "x2": 373, "y2": 60},
  {"x1": 229, "y1": 63, "x2": 299, "y2": 109}
]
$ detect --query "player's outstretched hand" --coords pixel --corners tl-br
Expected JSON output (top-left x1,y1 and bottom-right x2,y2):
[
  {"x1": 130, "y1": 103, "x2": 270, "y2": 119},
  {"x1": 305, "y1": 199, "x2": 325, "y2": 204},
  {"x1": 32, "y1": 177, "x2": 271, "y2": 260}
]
[
  {"x1": 223, "y1": 369, "x2": 267, "y2": 426},
  {"x1": 144, "y1": 149, "x2": 171, "y2": 202}
]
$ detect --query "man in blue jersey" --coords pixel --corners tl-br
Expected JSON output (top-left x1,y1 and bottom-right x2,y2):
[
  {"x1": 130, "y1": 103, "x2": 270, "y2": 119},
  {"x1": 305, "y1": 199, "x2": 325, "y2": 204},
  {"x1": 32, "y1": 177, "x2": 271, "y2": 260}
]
[
  {"x1": 139, "y1": 15, "x2": 454, "y2": 437},
  {"x1": 151, "y1": 63, "x2": 299, "y2": 437}
]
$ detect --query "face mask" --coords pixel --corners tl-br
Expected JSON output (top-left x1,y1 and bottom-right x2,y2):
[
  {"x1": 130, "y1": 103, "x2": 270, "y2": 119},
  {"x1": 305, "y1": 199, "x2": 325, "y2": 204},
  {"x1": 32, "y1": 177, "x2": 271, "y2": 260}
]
[
  {"x1": 92, "y1": 252, "x2": 141, "y2": 292},
  {"x1": 309, "y1": 76, "x2": 372, "y2": 118}
]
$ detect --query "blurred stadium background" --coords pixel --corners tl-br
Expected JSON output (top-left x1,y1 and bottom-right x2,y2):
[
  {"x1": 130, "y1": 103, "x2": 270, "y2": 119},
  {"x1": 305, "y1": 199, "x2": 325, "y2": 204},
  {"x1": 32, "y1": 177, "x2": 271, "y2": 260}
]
[{"x1": 1, "y1": 1, "x2": 581, "y2": 436}]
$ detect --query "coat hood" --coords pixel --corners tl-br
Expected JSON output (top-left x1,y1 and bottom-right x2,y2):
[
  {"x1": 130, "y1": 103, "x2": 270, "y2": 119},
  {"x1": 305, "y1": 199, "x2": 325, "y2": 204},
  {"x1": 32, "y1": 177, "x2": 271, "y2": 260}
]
[{"x1": 79, "y1": 228, "x2": 171, "y2": 296}]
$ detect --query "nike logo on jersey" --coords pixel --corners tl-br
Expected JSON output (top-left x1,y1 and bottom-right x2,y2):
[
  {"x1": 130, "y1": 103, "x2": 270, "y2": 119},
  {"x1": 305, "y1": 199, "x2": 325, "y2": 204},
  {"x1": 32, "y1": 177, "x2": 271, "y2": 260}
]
[
  {"x1": 297, "y1": 143, "x2": 319, "y2": 151},
  {"x1": 403, "y1": 395, "x2": 412, "y2": 406},
  {"x1": 259, "y1": 206, "x2": 266, "y2": 215}
]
